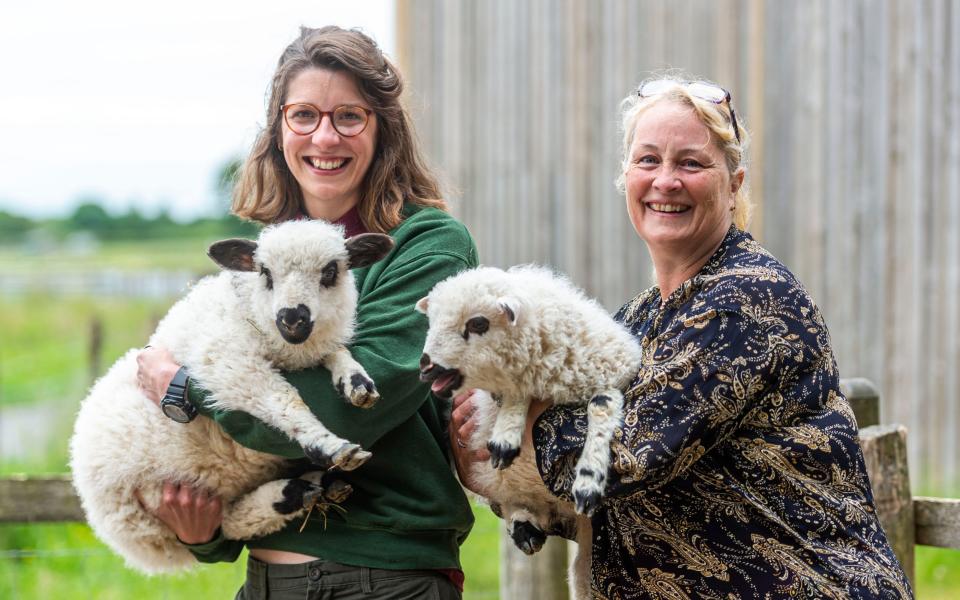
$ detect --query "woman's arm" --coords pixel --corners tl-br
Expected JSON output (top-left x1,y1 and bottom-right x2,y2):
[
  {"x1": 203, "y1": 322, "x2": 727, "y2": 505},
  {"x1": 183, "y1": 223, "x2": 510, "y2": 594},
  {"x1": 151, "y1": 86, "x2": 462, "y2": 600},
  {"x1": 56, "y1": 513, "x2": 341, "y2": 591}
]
[
  {"x1": 136, "y1": 216, "x2": 477, "y2": 560},
  {"x1": 533, "y1": 306, "x2": 780, "y2": 500},
  {"x1": 133, "y1": 369, "x2": 242, "y2": 562},
  {"x1": 139, "y1": 215, "x2": 476, "y2": 454},
  {"x1": 450, "y1": 391, "x2": 550, "y2": 496},
  {"x1": 193, "y1": 249, "x2": 476, "y2": 456}
]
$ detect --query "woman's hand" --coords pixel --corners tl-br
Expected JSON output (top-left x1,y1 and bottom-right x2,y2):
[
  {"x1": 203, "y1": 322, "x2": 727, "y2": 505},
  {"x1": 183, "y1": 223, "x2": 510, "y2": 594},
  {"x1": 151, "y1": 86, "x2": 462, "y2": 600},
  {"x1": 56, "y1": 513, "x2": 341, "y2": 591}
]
[
  {"x1": 136, "y1": 482, "x2": 223, "y2": 545},
  {"x1": 450, "y1": 390, "x2": 554, "y2": 495},
  {"x1": 136, "y1": 346, "x2": 181, "y2": 407},
  {"x1": 449, "y1": 389, "x2": 490, "y2": 495}
]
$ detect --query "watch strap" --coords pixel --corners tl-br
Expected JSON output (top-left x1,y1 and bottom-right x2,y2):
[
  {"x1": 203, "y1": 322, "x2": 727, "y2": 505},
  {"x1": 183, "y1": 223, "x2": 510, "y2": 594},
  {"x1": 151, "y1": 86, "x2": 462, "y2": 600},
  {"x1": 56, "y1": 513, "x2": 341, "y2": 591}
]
[{"x1": 161, "y1": 366, "x2": 198, "y2": 423}]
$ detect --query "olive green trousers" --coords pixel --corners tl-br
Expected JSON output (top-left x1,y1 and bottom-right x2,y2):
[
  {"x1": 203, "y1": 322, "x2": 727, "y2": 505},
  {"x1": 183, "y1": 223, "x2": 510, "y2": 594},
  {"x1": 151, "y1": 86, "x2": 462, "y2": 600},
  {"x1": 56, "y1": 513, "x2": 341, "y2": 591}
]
[{"x1": 234, "y1": 557, "x2": 462, "y2": 599}]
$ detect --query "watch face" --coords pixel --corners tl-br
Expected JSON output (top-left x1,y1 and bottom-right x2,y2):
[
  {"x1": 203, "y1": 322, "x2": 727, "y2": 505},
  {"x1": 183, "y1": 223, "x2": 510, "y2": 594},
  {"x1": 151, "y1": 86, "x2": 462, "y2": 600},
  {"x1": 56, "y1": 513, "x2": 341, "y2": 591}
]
[{"x1": 162, "y1": 403, "x2": 190, "y2": 423}]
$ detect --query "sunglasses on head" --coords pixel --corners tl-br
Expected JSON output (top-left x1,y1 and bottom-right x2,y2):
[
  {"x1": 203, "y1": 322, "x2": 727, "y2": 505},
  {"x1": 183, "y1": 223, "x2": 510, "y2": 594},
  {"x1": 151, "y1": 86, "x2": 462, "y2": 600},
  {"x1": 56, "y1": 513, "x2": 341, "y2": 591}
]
[{"x1": 637, "y1": 79, "x2": 741, "y2": 144}]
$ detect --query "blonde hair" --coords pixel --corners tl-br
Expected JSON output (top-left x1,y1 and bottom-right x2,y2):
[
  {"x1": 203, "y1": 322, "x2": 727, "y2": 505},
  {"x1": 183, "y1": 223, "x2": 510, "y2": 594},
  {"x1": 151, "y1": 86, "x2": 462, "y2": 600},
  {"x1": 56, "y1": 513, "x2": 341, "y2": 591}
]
[
  {"x1": 615, "y1": 76, "x2": 752, "y2": 230},
  {"x1": 232, "y1": 26, "x2": 446, "y2": 231}
]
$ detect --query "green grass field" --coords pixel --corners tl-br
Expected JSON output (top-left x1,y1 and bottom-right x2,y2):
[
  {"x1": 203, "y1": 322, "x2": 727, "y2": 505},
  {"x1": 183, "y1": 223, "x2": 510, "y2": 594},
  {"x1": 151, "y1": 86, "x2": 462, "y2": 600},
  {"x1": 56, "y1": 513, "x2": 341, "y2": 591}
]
[
  {"x1": 1, "y1": 238, "x2": 958, "y2": 598},
  {"x1": 0, "y1": 507, "x2": 502, "y2": 599},
  {"x1": 0, "y1": 238, "x2": 219, "y2": 273},
  {"x1": 0, "y1": 295, "x2": 172, "y2": 408}
]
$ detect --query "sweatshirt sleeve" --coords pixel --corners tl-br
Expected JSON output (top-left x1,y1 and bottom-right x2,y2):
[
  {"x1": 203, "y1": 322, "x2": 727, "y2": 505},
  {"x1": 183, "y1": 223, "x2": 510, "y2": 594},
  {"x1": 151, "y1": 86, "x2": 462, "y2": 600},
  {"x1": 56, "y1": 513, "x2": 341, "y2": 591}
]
[
  {"x1": 182, "y1": 529, "x2": 244, "y2": 564},
  {"x1": 188, "y1": 214, "x2": 477, "y2": 456}
]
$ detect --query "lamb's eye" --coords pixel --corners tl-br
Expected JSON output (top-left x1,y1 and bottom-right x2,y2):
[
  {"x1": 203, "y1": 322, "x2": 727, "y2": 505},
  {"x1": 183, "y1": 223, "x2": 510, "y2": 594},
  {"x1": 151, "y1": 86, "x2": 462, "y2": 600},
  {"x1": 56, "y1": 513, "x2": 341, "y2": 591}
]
[
  {"x1": 462, "y1": 316, "x2": 490, "y2": 340},
  {"x1": 320, "y1": 260, "x2": 339, "y2": 288},
  {"x1": 259, "y1": 266, "x2": 273, "y2": 290}
]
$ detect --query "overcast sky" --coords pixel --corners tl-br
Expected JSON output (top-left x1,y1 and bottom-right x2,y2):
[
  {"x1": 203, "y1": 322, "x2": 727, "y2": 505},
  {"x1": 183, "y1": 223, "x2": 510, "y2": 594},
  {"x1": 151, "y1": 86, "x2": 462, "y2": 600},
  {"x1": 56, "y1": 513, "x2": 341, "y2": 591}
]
[{"x1": 0, "y1": 0, "x2": 395, "y2": 221}]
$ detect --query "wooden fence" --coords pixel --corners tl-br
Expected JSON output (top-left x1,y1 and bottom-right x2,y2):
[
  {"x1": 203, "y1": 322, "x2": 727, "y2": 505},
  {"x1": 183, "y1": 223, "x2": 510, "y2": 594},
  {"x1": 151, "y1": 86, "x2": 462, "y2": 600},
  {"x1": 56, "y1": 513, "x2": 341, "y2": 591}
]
[
  {"x1": 394, "y1": 0, "x2": 960, "y2": 490},
  {"x1": 1, "y1": 379, "x2": 957, "y2": 598},
  {"x1": 492, "y1": 378, "x2": 960, "y2": 597}
]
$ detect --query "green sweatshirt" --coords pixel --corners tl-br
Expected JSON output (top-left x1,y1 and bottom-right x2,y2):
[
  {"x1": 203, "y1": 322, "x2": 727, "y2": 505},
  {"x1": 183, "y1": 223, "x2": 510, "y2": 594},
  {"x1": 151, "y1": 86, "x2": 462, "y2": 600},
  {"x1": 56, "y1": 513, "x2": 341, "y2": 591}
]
[{"x1": 186, "y1": 205, "x2": 477, "y2": 570}]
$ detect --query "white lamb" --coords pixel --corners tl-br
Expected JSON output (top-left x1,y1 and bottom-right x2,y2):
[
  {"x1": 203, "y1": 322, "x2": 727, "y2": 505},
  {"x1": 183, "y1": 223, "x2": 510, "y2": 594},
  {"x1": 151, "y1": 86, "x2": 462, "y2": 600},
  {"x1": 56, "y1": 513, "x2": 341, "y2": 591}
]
[
  {"x1": 69, "y1": 220, "x2": 393, "y2": 573},
  {"x1": 415, "y1": 265, "x2": 642, "y2": 599}
]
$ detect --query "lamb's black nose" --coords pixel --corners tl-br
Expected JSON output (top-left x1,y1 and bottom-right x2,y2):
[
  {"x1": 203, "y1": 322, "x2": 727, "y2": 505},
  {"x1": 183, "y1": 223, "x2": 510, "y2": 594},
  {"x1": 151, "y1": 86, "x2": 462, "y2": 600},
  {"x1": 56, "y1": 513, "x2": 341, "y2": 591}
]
[
  {"x1": 420, "y1": 353, "x2": 431, "y2": 370},
  {"x1": 278, "y1": 304, "x2": 311, "y2": 327}
]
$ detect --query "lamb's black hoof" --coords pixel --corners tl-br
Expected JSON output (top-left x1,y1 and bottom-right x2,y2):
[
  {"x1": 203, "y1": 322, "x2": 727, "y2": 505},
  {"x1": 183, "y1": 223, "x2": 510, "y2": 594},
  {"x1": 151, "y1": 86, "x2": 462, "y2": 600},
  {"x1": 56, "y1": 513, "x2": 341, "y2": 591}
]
[
  {"x1": 303, "y1": 446, "x2": 336, "y2": 469},
  {"x1": 303, "y1": 443, "x2": 371, "y2": 471},
  {"x1": 487, "y1": 441, "x2": 520, "y2": 469},
  {"x1": 511, "y1": 521, "x2": 547, "y2": 555},
  {"x1": 296, "y1": 470, "x2": 353, "y2": 504},
  {"x1": 323, "y1": 479, "x2": 353, "y2": 504},
  {"x1": 331, "y1": 442, "x2": 372, "y2": 471},
  {"x1": 338, "y1": 373, "x2": 380, "y2": 408},
  {"x1": 273, "y1": 479, "x2": 320, "y2": 515},
  {"x1": 574, "y1": 488, "x2": 602, "y2": 517}
]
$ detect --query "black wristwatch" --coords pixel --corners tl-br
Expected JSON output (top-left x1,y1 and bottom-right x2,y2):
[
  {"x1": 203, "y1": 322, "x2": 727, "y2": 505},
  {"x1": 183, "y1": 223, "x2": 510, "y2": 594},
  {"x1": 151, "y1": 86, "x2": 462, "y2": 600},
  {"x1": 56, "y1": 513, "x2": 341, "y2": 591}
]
[{"x1": 160, "y1": 366, "x2": 198, "y2": 423}]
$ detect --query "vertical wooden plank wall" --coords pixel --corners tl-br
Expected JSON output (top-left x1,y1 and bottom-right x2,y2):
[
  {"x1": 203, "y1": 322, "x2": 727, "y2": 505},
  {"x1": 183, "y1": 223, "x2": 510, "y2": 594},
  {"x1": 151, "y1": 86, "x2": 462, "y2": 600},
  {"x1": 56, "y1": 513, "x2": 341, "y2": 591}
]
[{"x1": 395, "y1": 0, "x2": 960, "y2": 493}]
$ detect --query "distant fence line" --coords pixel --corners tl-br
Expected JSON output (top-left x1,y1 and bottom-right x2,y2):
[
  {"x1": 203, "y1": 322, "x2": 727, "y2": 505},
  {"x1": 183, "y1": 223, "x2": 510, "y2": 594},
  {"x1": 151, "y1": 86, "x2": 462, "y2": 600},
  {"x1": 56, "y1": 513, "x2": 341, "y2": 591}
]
[
  {"x1": 0, "y1": 270, "x2": 197, "y2": 299},
  {"x1": 395, "y1": 0, "x2": 960, "y2": 489}
]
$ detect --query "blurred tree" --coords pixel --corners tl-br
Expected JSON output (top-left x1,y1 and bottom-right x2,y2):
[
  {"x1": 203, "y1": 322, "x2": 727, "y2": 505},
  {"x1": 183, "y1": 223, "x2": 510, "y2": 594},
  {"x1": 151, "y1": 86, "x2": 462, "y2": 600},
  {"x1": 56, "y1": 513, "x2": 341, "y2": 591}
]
[
  {"x1": 115, "y1": 208, "x2": 150, "y2": 238},
  {"x1": 214, "y1": 156, "x2": 260, "y2": 237},
  {"x1": 0, "y1": 210, "x2": 35, "y2": 244},
  {"x1": 215, "y1": 156, "x2": 242, "y2": 211},
  {"x1": 68, "y1": 201, "x2": 112, "y2": 234}
]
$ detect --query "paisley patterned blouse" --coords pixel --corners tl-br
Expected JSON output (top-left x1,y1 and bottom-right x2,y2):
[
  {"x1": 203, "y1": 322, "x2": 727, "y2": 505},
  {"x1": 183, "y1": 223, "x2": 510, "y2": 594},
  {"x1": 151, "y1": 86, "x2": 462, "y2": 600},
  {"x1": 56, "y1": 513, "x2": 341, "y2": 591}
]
[{"x1": 534, "y1": 226, "x2": 912, "y2": 599}]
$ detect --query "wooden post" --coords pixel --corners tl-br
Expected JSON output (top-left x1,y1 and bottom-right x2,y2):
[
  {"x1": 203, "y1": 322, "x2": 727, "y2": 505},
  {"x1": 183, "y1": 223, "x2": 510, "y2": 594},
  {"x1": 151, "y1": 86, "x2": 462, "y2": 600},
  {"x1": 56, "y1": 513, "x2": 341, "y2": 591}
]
[
  {"x1": 858, "y1": 424, "x2": 914, "y2": 583},
  {"x1": 500, "y1": 534, "x2": 568, "y2": 600},
  {"x1": 841, "y1": 377, "x2": 881, "y2": 428},
  {"x1": 89, "y1": 315, "x2": 103, "y2": 382}
]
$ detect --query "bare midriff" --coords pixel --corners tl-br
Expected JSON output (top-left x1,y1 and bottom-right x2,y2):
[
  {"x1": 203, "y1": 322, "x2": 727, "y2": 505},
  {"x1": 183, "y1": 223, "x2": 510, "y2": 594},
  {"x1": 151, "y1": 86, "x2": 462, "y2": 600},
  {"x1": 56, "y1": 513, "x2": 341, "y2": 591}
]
[{"x1": 249, "y1": 548, "x2": 320, "y2": 564}]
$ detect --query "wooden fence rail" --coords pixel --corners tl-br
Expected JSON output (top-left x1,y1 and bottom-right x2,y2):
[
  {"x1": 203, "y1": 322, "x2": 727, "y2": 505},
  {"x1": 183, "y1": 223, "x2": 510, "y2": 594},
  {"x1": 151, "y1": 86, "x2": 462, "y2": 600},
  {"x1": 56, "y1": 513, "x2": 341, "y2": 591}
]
[{"x1": 0, "y1": 379, "x2": 958, "y2": 598}]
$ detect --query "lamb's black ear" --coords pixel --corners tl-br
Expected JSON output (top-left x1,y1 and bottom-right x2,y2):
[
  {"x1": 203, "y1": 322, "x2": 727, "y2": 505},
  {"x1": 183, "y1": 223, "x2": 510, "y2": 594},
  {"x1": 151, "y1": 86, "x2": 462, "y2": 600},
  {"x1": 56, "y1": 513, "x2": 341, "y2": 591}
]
[
  {"x1": 345, "y1": 233, "x2": 395, "y2": 269},
  {"x1": 208, "y1": 239, "x2": 258, "y2": 271}
]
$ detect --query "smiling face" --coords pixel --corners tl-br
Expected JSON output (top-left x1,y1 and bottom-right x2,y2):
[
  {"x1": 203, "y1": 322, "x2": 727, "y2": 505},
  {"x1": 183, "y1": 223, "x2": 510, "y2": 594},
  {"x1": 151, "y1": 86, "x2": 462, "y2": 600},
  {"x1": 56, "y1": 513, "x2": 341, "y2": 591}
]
[
  {"x1": 281, "y1": 68, "x2": 378, "y2": 220},
  {"x1": 624, "y1": 100, "x2": 742, "y2": 264}
]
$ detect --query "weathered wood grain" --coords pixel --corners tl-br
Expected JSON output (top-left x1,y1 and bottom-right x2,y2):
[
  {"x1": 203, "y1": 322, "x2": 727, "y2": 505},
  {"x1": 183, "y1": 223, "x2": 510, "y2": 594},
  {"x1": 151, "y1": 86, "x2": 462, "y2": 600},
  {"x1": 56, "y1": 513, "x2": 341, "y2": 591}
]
[
  {"x1": 914, "y1": 496, "x2": 960, "y2": 549},
  {"x1": 858, "y1": 424, "x2": 914, "y2": 582},
  {"x1": 0, "y1": 475, "x2": 84, "y2": 523}
]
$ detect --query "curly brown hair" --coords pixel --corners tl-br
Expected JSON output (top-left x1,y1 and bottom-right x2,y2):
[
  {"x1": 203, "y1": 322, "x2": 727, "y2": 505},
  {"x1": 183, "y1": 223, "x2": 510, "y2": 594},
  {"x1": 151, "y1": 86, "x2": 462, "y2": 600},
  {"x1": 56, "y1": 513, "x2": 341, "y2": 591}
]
[{"x1": 232, "y1": 26, "x2": 446, "y2": 232}]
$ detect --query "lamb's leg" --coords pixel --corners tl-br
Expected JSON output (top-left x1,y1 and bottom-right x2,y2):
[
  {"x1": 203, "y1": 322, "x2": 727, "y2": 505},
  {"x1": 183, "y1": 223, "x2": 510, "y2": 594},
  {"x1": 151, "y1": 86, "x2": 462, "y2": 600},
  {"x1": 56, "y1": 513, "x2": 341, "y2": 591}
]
[
  {"x1": 571, "y1": 390, "x2": 623, "y2": 516},
  {"x1": 323, "y1": 346, "x2": 380, "y2": 409},
  {"x1": 202, "y1": 356, "x2": 371, "y2": 470},
  {"x1": 221, "y1": 472, "x2": 353, "y2": 540},
  {"x1": 244, "y1": 385, "x2": 371, "y2": 471},
  {"x1": 488, "y1": 397, "x2": 529, "y2": 469},
  {"x1": 569, "y1": 516, "x2": 594, "y2": 600}
]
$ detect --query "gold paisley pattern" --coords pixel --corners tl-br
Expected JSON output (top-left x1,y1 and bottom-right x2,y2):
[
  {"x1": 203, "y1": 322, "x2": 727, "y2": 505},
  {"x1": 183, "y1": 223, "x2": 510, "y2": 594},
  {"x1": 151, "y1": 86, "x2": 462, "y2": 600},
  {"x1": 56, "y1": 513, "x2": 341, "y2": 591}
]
[{"x1": 534, "y1": 227, "x2": 912, "y2": 599}]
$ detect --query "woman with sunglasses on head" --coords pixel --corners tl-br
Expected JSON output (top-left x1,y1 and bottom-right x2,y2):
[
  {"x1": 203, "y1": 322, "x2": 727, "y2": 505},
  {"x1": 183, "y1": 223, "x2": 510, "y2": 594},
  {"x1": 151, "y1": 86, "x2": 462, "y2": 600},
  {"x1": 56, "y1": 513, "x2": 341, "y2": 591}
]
[
  {"x1": 136, "y1": 26, "x2": 475, "y2": 599},
  {"x1": 451, "y1": 75, "x2": 911, "y2": 598}
]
